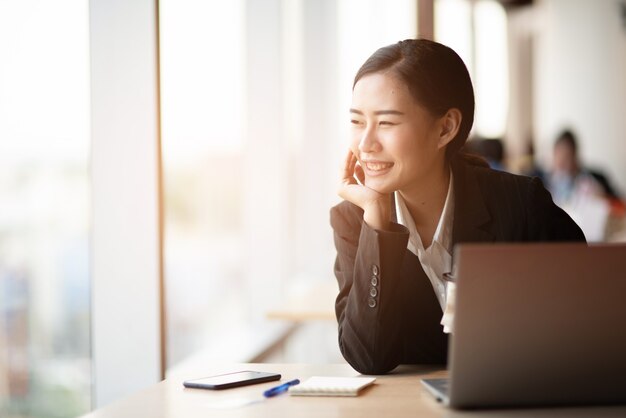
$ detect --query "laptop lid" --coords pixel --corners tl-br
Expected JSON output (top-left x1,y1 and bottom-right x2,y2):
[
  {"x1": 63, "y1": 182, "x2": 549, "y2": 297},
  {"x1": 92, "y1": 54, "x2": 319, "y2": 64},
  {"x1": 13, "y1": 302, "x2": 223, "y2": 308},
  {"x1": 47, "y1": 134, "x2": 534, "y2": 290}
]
[{"x1": 447, "y1": 243, "x2": 626, "y2": 409}]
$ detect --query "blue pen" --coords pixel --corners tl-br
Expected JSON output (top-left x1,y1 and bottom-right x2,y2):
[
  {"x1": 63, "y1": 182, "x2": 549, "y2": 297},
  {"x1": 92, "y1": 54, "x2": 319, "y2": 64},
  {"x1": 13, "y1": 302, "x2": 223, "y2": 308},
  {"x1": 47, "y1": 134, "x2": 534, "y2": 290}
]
[{"x1": 263, "y1": 379, "x2": 300, "y2": 397}]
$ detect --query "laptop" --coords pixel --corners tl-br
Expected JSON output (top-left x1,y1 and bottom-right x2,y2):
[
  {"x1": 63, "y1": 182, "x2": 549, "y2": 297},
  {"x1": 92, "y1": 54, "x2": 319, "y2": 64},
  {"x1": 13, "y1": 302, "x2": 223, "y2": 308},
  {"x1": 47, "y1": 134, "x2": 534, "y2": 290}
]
[{"x1": 421, "y1": 243, "x2": 626, "y2": 409}]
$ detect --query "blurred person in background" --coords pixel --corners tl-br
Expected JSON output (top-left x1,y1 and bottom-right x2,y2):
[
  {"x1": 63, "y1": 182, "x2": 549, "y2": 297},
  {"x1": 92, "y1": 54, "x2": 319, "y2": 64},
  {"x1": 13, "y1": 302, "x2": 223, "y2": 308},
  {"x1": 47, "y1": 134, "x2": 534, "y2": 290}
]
[
  {"x1": 548, "y1": 129, "x2": 623, "y2": 210},
  {"x1": 547, "y1": 129, "x2": 625, "y2": 242},
  {"x1": 464, "y1": 137, "x2": 506, "y2": 171},
  {"x1": 515, "y1": 140, "x2": 546, "y2": 180}
]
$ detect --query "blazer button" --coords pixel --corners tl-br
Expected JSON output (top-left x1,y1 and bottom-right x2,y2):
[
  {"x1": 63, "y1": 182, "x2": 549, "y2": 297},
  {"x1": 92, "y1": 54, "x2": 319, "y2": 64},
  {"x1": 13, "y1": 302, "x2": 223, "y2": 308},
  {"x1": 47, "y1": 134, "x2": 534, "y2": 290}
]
[
  {"x1": 369, "y1": 287, "x2": 378, "y2": 297},
  {"x1": 371, "y1": 264, "x2": 379, "y2": 276},
  {"x1": 370, "y1": 276, "x2": 378, "y2": 287},
  {"x1": 367, "y1": 297, "x2": 377, "y2": 308}
]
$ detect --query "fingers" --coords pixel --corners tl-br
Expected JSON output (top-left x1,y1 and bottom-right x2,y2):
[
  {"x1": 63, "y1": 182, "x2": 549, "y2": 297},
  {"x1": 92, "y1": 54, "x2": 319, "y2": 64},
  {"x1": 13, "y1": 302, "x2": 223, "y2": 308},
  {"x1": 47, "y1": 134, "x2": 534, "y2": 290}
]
[
  {"x1": 341, "y1": 149, "x2": 358, "y2": 185},
  {"x1": 337, "y1": 148, "x2": 391, "y2": 229},
  {"x1": 338, "y1": 149, "x2": 359, "y2": 202},
  {"x1": 354, "y1": 162, "x2": 365, "y2": 186}
]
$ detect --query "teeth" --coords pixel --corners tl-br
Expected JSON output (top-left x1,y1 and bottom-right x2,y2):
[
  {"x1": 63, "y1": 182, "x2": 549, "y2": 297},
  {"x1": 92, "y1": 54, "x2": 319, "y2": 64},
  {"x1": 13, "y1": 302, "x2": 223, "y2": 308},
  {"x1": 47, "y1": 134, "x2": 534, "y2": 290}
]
[{"x1": 365, "y1": 162, "x2": 393, "y2": 171}]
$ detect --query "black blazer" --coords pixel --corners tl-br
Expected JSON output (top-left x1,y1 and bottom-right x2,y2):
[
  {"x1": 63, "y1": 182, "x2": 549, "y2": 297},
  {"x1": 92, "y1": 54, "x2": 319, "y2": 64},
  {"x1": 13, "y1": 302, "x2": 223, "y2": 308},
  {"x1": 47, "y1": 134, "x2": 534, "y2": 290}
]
[{"x1": 330, "y1": 157, "x2": 586, "y2": 375}]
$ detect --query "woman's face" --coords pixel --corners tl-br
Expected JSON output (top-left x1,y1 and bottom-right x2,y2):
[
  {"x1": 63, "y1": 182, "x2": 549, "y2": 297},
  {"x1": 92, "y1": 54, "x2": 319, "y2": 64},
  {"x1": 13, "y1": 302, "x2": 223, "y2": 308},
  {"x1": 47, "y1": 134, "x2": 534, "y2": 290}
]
[{"x1": 350, "y1": 72, "x2": 448, "y2": 195}]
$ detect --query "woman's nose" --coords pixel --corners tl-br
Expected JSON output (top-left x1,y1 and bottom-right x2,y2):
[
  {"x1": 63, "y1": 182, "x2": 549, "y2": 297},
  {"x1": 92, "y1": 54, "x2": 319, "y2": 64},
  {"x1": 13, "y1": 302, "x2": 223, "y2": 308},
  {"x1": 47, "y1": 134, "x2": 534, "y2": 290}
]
[{"x1": 358, "y1": 128, "x2": 381, "y2": 153}]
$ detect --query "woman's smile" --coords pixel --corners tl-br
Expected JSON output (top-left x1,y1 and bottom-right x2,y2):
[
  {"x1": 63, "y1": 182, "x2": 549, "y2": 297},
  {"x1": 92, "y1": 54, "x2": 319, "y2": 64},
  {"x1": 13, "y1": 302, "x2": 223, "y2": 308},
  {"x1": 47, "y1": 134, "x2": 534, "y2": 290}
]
[{"x1": 361, "y1": 159, "x2": 394, "y2": 176}]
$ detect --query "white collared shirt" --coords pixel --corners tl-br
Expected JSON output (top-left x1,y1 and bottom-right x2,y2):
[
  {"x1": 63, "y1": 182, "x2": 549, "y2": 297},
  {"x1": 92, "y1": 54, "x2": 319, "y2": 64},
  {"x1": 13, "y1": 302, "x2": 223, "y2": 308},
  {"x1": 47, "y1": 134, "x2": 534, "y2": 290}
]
[{"x1": 394, "y1": 172, "x2": 454, "y2": 311}]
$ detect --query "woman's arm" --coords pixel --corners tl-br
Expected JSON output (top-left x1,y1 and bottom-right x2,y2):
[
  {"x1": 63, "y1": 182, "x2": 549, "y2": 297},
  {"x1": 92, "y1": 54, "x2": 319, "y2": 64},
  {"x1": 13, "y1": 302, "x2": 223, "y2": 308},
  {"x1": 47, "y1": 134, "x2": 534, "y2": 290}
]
[{"x1": 331, "y1": 201, "x2": 410, "y2": 374}]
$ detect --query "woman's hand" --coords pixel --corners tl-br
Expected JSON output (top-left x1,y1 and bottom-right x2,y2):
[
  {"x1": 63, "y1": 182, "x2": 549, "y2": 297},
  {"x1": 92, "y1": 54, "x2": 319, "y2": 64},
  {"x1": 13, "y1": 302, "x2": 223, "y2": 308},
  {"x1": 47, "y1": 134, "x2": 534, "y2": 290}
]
[{"x1": 338, "y1": 150, "x2": 392, "y2": 230}]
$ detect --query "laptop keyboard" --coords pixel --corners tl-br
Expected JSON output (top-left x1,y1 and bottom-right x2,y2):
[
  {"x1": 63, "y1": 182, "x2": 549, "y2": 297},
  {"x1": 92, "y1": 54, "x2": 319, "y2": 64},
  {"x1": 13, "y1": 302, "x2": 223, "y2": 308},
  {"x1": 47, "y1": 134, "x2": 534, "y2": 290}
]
[{"x1": 421, "y1": 378, "x2": 449, "y2": 400}]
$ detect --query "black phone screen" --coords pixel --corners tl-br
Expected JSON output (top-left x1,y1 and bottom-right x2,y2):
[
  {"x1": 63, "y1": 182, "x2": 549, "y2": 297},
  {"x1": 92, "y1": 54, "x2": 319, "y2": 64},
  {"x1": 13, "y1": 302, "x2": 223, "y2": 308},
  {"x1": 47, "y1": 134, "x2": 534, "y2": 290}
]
[{"x1": 183, "y1": 371, "x2": 281, "y2": 390}]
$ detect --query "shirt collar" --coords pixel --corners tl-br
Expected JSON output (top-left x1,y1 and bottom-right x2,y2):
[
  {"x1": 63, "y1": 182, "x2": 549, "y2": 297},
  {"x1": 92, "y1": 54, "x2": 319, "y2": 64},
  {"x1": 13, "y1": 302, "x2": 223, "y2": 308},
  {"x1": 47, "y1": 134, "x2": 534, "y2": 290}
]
[{"x1": 394, "y1": 171, "x2": 455, "y2": 253}]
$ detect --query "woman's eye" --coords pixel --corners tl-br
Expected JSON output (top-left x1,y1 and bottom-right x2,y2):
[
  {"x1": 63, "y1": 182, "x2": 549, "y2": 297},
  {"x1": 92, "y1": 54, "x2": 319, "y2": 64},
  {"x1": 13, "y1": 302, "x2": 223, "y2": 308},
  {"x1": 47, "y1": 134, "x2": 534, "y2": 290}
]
[
  {"x1": 350, "y1": 119, "x2": 362, "y2": 125},
  {"x1": 379, "y1": 121, "x2": 395, "y2": 126}
]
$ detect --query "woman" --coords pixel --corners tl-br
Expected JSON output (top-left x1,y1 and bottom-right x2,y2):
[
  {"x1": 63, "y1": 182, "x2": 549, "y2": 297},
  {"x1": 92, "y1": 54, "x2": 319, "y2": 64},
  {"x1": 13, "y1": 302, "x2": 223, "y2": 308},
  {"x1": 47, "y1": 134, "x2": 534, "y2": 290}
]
[{"x1": 330, "y1": 39, "x2": 585, "y2": 375}]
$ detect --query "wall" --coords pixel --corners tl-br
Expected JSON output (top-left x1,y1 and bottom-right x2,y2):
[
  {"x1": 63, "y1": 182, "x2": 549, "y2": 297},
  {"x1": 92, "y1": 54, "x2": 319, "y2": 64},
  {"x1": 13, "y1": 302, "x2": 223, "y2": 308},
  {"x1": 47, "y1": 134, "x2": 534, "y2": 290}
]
[
  {"x1": 533, "y1": 0, "x2": 626, "y2": 194},
  {"x1": 90, "y1": 0, "x2": 162, "y2": 407}
]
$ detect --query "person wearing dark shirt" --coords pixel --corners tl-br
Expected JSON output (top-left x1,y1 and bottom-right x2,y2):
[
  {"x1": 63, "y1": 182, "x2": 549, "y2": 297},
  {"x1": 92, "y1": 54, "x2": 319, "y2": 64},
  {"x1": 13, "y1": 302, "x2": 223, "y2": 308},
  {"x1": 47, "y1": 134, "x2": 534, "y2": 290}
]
[
  {"x1": 548, "y1": 129, "x2": 623, "y2": 207},
  {"x1": 330, "y1": 39, "x2": 585, "y2": 375}
]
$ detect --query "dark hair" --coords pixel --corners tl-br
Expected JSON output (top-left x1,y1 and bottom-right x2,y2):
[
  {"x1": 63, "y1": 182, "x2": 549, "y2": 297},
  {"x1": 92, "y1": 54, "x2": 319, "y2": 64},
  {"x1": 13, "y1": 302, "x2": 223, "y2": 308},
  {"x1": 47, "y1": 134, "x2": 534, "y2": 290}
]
[
  {"x1": 354, "y1": 39, "x2": 475, "y2": 162},
  {"x1": 555, "y1": 129, "x2": 578, "y2": 153}
]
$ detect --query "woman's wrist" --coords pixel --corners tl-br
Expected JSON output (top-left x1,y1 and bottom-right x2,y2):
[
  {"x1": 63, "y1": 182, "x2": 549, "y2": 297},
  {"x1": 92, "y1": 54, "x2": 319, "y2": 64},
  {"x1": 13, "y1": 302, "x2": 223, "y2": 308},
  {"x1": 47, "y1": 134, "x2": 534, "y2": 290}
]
[{"x1": 363, "y1": 198, "x2": 391, "y2": 231}]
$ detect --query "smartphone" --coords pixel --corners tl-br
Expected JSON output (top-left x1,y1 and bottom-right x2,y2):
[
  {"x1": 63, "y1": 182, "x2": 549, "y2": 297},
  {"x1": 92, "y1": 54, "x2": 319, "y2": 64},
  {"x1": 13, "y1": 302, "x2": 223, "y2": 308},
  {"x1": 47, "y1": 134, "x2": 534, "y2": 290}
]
[{"x1": 183, "y1": 371, "x2": 281, "y2": 390}]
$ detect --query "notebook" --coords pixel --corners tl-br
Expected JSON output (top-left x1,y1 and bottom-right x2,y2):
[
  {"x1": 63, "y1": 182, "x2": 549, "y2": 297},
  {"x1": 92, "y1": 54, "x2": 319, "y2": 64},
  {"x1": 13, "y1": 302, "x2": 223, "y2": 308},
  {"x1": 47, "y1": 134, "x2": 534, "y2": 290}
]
[{"x1": 288, "y1": 376, "x2": 376, "y2": 397}]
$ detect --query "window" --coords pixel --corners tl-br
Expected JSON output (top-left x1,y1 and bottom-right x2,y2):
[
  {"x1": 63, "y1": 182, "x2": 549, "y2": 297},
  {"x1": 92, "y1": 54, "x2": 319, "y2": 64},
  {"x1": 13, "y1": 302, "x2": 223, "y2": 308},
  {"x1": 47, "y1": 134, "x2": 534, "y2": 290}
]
[
  {"x1": 160, "y1": 0, "x2": 417, "y2": 370},
  {"x1": 436, "y1": 0, "x2": 509, "y2": 138},
  {"x1": 0, "y1": 1, "x2": 91, "y2": 417},
  {"x1": 159, "y1": 0, "x2": 248, "y2": 368}
]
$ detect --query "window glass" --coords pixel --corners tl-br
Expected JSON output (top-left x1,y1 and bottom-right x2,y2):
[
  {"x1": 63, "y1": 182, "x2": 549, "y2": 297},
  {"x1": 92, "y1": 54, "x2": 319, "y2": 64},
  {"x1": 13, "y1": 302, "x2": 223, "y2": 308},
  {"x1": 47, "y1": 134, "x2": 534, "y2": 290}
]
[
  {"x1": 474, "y1": 0, "x2": 509, "y2": 137},
  {"x1": 435, "y1": 0, "x2": 473, "y2": 74},
  {"x1": 159, "y1": 0, "x2": 247, "y2": 368},
  {"x1": 160, "y1": 0, "x2": 417, "y2": 369},
  {"x1": 436, "y1": 0, "x2": 509, "y2": 138},
  {"x1": 0, "y1": 1, "x2": 91, "y2": 417}
]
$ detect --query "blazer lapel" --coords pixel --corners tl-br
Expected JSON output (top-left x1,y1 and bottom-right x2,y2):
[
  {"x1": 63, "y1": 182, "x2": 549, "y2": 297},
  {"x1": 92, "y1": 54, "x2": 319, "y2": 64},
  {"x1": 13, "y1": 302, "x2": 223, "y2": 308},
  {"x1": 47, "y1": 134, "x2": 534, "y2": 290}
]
[
  {"x1": 451, "y1": 158, "x2": 494, "y2": 245},
  {"x1": 389, "y1": 160, "x2": 494, "y2": 244}
]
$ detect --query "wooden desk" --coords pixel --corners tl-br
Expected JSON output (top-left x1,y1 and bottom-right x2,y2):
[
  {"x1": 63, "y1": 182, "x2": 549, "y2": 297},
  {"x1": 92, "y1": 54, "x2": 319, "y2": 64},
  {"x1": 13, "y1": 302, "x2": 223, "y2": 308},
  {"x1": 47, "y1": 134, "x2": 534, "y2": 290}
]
[{"x1": 80, "y1": 363, "x2": 626, "y2": 418}]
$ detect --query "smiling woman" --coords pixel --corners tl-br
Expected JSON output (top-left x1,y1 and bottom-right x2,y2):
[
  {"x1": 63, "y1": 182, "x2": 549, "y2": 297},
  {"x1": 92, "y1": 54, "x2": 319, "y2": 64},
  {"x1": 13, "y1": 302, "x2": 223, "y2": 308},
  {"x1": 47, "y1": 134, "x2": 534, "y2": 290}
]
[{"x1": 330, "y1": 39, "x2": 586, "y2": 375}]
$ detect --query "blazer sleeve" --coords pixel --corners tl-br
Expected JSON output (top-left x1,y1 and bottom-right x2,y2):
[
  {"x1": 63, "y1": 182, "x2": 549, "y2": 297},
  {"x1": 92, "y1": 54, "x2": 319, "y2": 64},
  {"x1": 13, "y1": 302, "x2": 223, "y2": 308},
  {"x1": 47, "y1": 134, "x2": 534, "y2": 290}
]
[
  {"x1": 527, "y1": 177, "x2": 587, "y2": 242},
  {"x1": 330, "y1": 201, "x2": 411, "y2": 374}
]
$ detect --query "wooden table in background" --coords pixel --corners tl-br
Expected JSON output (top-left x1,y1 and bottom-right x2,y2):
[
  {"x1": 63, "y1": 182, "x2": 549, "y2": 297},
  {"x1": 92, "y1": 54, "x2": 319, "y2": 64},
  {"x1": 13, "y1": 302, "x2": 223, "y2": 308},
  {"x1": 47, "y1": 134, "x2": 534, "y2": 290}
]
[{"x1": 266, "y1": 280, "x2": 337, "y2": 322}]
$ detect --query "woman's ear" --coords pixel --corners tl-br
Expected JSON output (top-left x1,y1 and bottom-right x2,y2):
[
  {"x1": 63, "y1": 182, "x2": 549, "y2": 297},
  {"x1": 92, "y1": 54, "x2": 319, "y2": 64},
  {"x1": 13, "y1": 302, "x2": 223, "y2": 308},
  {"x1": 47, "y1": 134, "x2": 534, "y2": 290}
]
[{"x1": 437, "y1": 108, "x2": 462, "y2": 149}]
